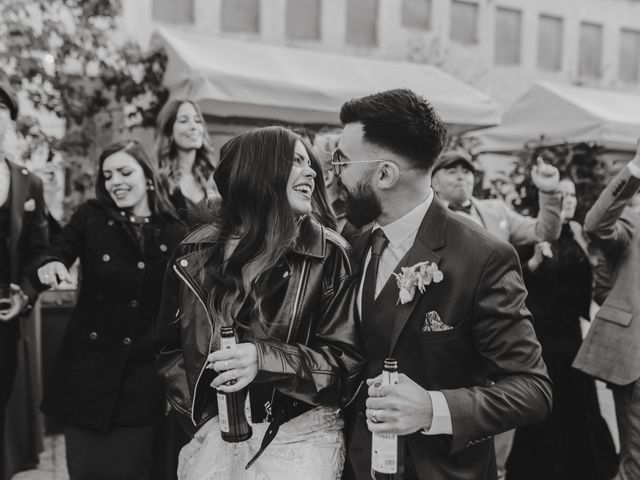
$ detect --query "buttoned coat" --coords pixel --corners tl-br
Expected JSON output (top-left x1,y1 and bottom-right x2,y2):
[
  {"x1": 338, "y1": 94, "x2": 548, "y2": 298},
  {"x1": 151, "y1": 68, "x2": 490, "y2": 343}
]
[
  {"x1": 345, "y1": 200, "x2": 552, "y2": 480},
  {"x1": 573, "y1": 166, "x2": 640, "y2": 386},
  {"x1": 470, "y1": 191, "x2": 562, "y2": 245},
  {"x1": 36, "y1": 200, "x2": 186, "y2": 430}
]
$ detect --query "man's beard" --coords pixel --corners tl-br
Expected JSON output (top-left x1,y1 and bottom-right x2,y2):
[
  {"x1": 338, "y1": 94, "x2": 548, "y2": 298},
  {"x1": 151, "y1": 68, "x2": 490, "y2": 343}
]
[{"x1": 343, "y1": 177, "x2": 382, "y2": 228}]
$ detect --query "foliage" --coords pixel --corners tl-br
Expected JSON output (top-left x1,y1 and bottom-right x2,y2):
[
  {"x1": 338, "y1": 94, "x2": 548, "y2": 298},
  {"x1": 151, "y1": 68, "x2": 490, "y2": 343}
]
[{"x1": 0, "y1": 0, "x2": 168, "y2": 217}]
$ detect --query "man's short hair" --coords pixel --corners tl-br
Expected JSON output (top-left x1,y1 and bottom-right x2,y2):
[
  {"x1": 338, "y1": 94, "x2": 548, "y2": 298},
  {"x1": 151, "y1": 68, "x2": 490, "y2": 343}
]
[{"x1": 339, "y1": 88, "x2": 448, "y2": 171}]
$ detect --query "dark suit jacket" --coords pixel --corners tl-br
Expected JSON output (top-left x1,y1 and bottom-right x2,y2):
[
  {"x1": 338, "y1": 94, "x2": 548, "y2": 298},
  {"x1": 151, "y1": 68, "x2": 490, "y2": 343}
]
[
  {"x1": 573, "y1": 166, "x2": 640, "y2": 386},
  {"x1": 346, "y1": 200, "x2": 552, "y2": 480},
  {"x1": 6, "y1": 160, "x2": 49, "y2": 302}
]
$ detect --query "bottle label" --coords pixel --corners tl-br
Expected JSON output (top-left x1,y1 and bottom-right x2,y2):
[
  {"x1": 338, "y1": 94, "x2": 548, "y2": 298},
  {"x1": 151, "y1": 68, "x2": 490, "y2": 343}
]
[
  {"x1": 371, "y1": 432, "x2": 398, "y2": 474},
  {"x1": 217, "y1": 392, "x2": 229, "y2": 432}
]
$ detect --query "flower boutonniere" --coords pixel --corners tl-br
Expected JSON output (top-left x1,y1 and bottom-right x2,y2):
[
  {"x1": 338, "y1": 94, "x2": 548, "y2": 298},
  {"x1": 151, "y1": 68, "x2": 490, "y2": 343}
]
[{"x1": 393, "y1": 261, "x2": 443, "y2": 305}]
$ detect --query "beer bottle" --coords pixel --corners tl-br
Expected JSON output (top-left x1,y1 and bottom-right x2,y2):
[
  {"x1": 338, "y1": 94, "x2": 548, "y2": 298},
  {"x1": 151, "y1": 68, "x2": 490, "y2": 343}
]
[
  {"x1": 216, "y1": 325, "x2": 252, "y2": 442},
  {"x1": 371, "y1": 358, "x2": 405, "y2": 480}
]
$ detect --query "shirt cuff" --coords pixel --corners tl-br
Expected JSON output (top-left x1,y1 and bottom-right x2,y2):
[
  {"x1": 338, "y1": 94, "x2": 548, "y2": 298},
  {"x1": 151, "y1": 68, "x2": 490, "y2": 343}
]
[
  {"x1": 628, "y1": 162, "x2": 640, "y2": 179},
  {"x1": 420, "y1": 391, "x2": 452, "y2": 435}
]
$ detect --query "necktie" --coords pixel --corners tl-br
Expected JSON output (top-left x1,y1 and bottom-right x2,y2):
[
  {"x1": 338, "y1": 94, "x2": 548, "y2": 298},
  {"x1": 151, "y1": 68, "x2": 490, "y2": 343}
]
[
  {"x1": 361, "y1": 228, "x2": 389, "y2": 323},
  {"x1": 448, "y1": 201, "x2": 473, "y2": 215}
]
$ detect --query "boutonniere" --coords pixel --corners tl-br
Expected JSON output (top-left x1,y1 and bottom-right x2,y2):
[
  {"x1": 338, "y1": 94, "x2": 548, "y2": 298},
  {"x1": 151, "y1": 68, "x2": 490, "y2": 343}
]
[{"x1": 393, "y1": 261, "x2": 443, "y2": 305}]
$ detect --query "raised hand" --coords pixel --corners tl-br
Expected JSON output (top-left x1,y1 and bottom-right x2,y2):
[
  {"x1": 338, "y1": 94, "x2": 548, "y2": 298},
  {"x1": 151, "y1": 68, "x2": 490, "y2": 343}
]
[{"x1": 531, "y1": 157, "x2": 560, "y2": 194}]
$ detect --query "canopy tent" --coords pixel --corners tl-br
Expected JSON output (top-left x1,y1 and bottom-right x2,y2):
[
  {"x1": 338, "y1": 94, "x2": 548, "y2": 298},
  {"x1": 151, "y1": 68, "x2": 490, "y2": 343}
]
[
  {"x1": 471, "y1": 82, "x2": 640, "y2": 153},
  {"x1": 152, "y1": 26, "x2": 501, "y2": 132}
]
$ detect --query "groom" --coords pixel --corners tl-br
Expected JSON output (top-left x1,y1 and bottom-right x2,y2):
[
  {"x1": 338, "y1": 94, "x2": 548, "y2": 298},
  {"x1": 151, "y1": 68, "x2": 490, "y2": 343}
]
[{"x1": 336, "y1": 89, "x2": 552, "y2": 480}]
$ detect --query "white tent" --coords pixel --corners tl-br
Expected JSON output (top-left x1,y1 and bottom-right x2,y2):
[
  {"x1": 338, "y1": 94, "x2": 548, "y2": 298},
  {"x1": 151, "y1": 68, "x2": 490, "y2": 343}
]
[
  {"x1": 153, "y1": 26, "x2": 500, "y2": 132},
  {"x1": 472, "y1": 82, "x2": 640, "y2": 153}
]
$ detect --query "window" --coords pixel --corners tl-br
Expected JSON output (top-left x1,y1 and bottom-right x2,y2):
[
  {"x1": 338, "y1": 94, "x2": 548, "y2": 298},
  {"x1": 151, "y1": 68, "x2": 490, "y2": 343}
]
[
  {"x1": 402, "y1": 0, "x2": 432, "y2": 30},
  {"x1": 619, "y1": 29, "x2": 640, "y2": 82},
  {"x1": 578, "y1": 22, "x2": 603, "y2": 78},
  {"x1": 495, "y1": 7, "x2": 522, "y2": 65},
  {"x1": 286, "y1": 0, "x2": 321, "y2": 40},
  {"x1": 221, "y1": 0, "x2": 260, "y2": 33},
  {"x1": 152, "y1": 0, "x2": 193, "y2": 24},
  {"x1": 450, "y1": 1, "x2": 479, "y2": 45},
  {"x1": 346, "y1": 0, "x2": 379, "y2": 47},
  {"x1": 537, "y1": 14, "x2": 563, "y2": 71}
]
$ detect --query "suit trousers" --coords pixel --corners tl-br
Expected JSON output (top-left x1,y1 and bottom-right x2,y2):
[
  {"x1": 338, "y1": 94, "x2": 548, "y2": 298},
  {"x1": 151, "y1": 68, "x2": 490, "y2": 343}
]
[
  {"x1": 65, "y1": 425, "x2": 154, "y2": 480},
  {"x1": 0, "y1": 320, "x2": 19, "y2": 479},
  {"x1": 613, "y1": 381, "x2": 640, "y2": 480}
]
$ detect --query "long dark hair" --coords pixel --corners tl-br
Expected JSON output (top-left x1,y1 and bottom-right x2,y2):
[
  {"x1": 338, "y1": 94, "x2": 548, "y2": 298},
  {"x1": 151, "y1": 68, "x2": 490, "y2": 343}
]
[
  {"x1": 303, "y1": 139, "x2": 337, "y2": 230},
  {"x1": 154, "y1": 99, "x2": 215, "y2": 193},
  {"x1": 96, "y1": 140, "x2": 179, "y2": 222},
  {"x1": 207, "y1": 126, "x2": 309, "y2": 327}
]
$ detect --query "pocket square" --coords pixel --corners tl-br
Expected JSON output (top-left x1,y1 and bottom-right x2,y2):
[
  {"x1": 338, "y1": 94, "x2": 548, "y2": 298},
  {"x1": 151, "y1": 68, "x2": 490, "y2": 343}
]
[
  {"x1": 422, "y1": 311, "x2": 451, "y2": 332},
  {"x1": 24, "y1": 199, "x2": 36, "y2": 212}
]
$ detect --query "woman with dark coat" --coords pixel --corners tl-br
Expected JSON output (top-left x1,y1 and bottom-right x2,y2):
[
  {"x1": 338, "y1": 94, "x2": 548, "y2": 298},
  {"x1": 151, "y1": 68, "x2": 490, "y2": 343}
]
[
  {"x1": 156, "y1": 126, "x2": 364, "y2": 480},
  {"x1": 506, "y1": 178, "x2": 618, "y2": 480},
  {"x1": 33, "y1": 141, "x2": 186, "y2": 480}
]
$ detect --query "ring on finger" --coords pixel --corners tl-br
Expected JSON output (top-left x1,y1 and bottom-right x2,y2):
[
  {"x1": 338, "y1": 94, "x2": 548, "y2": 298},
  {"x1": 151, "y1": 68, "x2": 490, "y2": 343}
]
[{"x1": 371, "y1": 410, "x2": 378, "y2": 423}]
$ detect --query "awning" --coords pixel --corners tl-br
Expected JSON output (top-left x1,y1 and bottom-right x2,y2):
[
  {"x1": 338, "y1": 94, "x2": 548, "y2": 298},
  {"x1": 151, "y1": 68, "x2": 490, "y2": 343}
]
[
  {"x1": 471, "y1": 82, "x2": 640, "y2": 153},
  {"x1": 152, "y1": 26, "x2": 501, "y2": 132}
]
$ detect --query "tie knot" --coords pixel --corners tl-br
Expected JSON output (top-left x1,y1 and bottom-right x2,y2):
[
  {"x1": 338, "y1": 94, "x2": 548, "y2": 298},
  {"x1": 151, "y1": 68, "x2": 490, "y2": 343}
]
[
  {"x1": 448, "y1": 201, "x2": 473, "y2": 215},
  {"x1": 370, "y1": 228, "x2": 389, "y2": 257}
]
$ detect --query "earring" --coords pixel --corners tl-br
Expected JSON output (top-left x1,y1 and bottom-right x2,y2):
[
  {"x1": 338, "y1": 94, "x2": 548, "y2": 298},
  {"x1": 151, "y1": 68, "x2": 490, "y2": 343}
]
[{"x1": 147, "y1": 180, "x2": 155, "y2": 191}]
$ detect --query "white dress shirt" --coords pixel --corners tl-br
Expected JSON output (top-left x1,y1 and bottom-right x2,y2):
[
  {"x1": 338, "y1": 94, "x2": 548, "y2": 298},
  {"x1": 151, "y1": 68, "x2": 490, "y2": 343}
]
[
  {"x1": 0, "y1": 159, "x2": 9, "y2": 207},
  {"x1": 358, "y1": 189, "x2": 453, "y2": 435}
]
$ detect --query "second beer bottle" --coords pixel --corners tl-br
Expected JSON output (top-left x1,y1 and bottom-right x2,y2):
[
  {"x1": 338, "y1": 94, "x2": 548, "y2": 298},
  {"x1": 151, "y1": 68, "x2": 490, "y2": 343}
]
[
  {"x1": 371, "y1": 358, "x2": 405, "y2": 480},
  {"x1": 216, "y1": 325, "x2": 253, "y2": 442}
]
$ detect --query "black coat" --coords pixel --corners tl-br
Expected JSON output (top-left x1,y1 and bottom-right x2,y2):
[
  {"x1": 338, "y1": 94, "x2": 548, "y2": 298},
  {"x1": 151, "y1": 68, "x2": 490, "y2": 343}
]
[{"x1": 37, "y1": 200, "x2": 186, "y2": 430}]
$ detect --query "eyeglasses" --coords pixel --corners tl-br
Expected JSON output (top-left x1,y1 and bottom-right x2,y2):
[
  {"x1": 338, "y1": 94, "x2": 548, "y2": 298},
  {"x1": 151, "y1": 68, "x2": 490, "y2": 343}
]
[{"x1": 330, "y1": 150, "x2": 388, "y2": 177}]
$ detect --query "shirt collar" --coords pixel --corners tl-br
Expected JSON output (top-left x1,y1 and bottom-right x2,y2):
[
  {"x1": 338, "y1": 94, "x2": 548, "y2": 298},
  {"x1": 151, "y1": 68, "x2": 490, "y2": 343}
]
[{"x1": 374, "y1": 189, "x2": 434, "y2": 249}]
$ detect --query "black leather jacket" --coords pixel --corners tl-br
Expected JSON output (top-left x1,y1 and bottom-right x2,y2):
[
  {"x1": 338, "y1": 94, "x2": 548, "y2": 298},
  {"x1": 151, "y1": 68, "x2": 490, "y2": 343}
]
[{"x1": 156, "y1": 216, "x2": 364, "y2": 435}]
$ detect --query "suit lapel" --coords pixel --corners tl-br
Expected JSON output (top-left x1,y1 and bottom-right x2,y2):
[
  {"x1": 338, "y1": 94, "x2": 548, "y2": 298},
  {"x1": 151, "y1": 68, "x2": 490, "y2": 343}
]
[{"x1": 383, "y1": 201, "x2": 448, "y2": 355}]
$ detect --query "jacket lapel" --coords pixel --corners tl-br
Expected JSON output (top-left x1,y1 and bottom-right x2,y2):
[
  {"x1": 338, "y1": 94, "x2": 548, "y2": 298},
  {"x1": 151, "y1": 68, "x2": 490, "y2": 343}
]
[{"x1": 384, "y1": 200, "x2": 448, "y2": 355}]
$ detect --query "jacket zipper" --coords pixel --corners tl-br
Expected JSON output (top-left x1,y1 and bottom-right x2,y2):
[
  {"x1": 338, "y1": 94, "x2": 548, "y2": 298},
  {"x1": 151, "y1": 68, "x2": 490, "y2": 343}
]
[
  {"x1": 266, "y1": 259, "x2": 309, "y2": 420},
  {"x1": 172, "y1": 262, "x2": 215, "y2": 426}
]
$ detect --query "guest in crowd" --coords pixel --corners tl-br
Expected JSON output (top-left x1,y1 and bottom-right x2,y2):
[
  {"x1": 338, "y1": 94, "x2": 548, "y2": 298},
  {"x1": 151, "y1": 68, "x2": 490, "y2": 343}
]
[
  {"x1": 430, "y1": 148, "x2": 561, "y2": 480},
  {"x1": 574, "y1": 142, "x2": 640, "y2": 480},
  {"x1": 507, "y1": 178, "x2": 618, "y2": 480},
  {"x1": 34, "y1": 140, "x2": 186, "y2": 480},
  {"x1": 156, "y1": 126, "x2": 364, "y2": 480},
  {"x1": 155, "y1": 99, "x2": 218, "y2": 221},
  {"x1": 0, "y1": 79, "x2": 49, "y2": 479}
]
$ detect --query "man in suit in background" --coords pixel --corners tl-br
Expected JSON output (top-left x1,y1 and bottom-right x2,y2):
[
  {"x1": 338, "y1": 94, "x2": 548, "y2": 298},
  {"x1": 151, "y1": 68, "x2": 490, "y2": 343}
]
[
  {"x1": 335, "y1": 88, "x2": 552, "y2": 480},
  {"x1": 430, "y1": 148, "x2": 561, "y2": 479},
  {"x1": 0, "y1": 79, "x2": 49, "y2": 478},
  {"x1": 573, "y1": 141, "x2": 640, "y2": 480}
]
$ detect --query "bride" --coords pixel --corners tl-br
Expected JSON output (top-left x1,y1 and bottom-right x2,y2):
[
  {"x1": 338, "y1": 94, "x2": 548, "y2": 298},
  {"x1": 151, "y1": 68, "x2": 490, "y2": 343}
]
[{"x1": 156, "y1": 126, "x2": 364, "y2": 480}]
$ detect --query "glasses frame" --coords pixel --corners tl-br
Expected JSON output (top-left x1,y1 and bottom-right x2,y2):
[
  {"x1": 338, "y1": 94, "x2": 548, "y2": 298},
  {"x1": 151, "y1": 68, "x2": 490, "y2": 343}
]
[{"x1": 330, "y1": 150, "x2": 390, "y2": 177}]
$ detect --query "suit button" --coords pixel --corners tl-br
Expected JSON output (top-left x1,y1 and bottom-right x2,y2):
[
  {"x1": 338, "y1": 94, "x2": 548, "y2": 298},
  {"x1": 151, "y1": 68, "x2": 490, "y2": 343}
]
[
  {"x1": 107, "y1": 220, "x2": 114, "y2": 226},
  {"x1": 137, "y1": 261, "x2": 145, "y2": 270},
  {"x1": 160, "y1": 244, "x2": 168, "y2": 252},
  {"x1": 102, "y1": 254, "x2": 110, "y2": 262},
  {"x1": 96, "y1": 294, "x2": 104, "y2": 301},
  {"x1": 123, "y1": 337, "x2": 132, "y2": 345},
  {"x1": 130, "y1": 300, "x2": 138, "y2": 308},
  {"x1": 89, "y1": 331, "x2": 98, "y2": 340},
  {"x1": 292, "y1": 401, "x2": 298, "y2": 407},
  {"x1": 282, "y1": 271, "x2": 289, "y2": 278},
  {"x1": 179, "y1": 259, "x2": 188, "y2": 267}
]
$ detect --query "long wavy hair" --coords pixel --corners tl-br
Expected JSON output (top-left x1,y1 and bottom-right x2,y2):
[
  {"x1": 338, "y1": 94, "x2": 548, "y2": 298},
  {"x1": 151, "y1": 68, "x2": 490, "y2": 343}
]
[
  {"x1": 207, "y1": 126, "x2": 313, "y2": 328},
  {"x1": 96, "y1": 140, "x2": 180, "y2": 222},
  {"x1": 154, "y1": 99, "x2": 215, "y2": 193}
]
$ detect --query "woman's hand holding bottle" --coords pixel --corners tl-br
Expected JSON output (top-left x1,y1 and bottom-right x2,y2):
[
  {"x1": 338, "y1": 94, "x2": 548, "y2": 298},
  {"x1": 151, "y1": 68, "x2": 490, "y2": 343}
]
[
  {"x1": 37, "y1": 261, "x2": 71, "y2": 288},
  {"x1": 208, "y1": 342, "x2": 258, "y2": 392}
]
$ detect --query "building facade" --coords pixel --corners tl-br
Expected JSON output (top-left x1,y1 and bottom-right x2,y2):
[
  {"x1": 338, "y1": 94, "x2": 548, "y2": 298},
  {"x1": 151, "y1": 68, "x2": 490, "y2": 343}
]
[{"x1": 121, "y1": 0, "x2": 640, "y2": 108}]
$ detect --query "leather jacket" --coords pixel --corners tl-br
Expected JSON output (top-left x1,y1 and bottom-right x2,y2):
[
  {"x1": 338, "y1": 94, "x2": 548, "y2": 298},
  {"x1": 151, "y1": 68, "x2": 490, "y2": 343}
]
[{"x1": 156, "y1": 216, "x2": 365, "y2": 435}]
